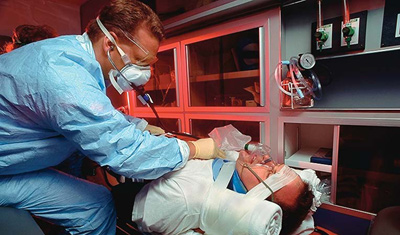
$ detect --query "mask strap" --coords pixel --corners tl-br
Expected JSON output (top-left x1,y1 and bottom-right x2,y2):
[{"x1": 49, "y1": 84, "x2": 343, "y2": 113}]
[
  {"x1": 242, "y1": 163, "x2": 275, "y2": 202},
  {"x1": 13, "y1": 33, "x2": 22, "y2": 44},
  {"x1": 96, "y1": 17, "x2": 131, "y2": 65},
  {"x1": 98, "y1": 17, "x2": 151, "y2": 104},
  {"x1": 106, "y1": 47, "x2": 149, "y2": 98},
  {"x1": 108, "y1": 69, "x2": 124, "y2": 94}
]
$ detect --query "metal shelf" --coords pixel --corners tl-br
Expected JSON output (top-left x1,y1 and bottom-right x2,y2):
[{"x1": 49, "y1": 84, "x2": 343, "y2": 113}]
[
  {"x1": 190, "y1": 69, "x2": 259, "y2": 82},
  {"x1": 285, "y1": 147, "x2": 332, "y2": 173},
  {"x1": 162, "y1": 0, "x2": 279, "y2": 36},
  {"x1": 316, "y1": 45, "x2": 400, "y2": 61}
]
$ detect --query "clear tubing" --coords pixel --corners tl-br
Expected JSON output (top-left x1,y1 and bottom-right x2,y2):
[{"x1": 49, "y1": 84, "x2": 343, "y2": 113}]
[
  {"x1": 289, "y1": 59, "x2": 305, "y2": 98},
  {"x1": 274, "y1": 61, "x2": 294, "y2": 96},
  {"x1": 342, "y1": 0, "x2": 350, "y2": 25},
  {"x1": 289, "y1": 57, "x2": 316, "y2": 98},
  {"x1": 308, "y1": 70, "x2": 322, "y2": 100},
  {"x1": 317, "y1": 0, "x2": 323, "y2": 29},
  {"x1": 274, "y1": 59, "x2": 321, "y2": 99},
  {"x1": 242, "y1": 163, "x2": 275, "y2": 202}
]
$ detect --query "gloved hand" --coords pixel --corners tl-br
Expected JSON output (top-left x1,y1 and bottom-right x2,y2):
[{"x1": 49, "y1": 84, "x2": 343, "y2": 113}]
[
  {"x1": 144, "y1": 124, "x2": 165, "y2": 135},
  {"x1": 190, "y1": 138, "x2": 226, "y2": 160}
]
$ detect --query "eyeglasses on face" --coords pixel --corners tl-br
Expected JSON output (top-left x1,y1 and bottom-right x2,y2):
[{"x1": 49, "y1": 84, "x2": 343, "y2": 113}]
[{"x1": 119, "y1": 29, "x2": 158, "y2": 66}]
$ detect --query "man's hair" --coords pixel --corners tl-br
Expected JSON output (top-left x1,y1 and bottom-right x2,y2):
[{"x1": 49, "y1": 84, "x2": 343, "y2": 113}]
[
  {"x1": 274, "y1": 182, "x2": 314, "y2": 235},
  {"x1": 86, "y1": 0, "x2": 164, "y2": 44},
  {"x1": 4, "y1": 24, "x2": 58, "y2": 52}
]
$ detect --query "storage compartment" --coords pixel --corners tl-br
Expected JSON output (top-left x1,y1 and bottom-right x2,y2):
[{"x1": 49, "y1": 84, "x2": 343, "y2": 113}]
[
  {"x1": 137, "y1": 48, "x2": 179, "y2": 108},
  {"x1": 313, "y1": 49, "x2": 400, "y2": 109},
  {"x1": 284, "y1": 123, "x2": 336, "y2": 173},
  {"x1": 186, "y1": 28, "x2": 262, "y2": 107},
  {"x1": 337, "y1": 125, "x2": 400, "y2": 213},
  {"x1": 190, "y1": 119, "x2": 263, "y2": 142},
  {"x1": 138, "y1": 117, "x2": 182, "y2": 133}
]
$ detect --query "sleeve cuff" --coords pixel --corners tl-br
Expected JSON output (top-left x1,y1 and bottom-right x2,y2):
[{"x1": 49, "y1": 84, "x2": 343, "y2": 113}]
[
  {"x1": 174, "y1": 139, "x2": 190, "y2": 171},
  {"x1": 123, "y1": 114, "x2": 148, "y2": 131}
]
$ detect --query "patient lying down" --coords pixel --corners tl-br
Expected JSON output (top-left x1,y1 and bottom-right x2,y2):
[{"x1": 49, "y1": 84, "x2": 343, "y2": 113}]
[{"x1": 132, "y1": 150, "x2": 321, "y2": 235}]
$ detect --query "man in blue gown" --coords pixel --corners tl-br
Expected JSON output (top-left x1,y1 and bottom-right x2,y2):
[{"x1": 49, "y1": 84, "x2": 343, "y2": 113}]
[{"x1": 0, "y1": 0, "x2": 224, "y2": 234}]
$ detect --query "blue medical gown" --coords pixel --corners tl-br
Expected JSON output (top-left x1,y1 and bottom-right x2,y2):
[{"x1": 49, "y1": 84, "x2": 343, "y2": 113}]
[{"x1": 0, "y1": 34, "x2": 186, "y2": 179}]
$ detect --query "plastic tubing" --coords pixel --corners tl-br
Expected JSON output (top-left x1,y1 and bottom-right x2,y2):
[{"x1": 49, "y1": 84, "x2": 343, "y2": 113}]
[
  {"x1": 308, "y1": 70, "x2": 322, "y2": 100},
  {"x1": 290, "y1": 57, "x2": 318, "y2": 98},
  {"x1": 274, "y1": 60, "x2": 313, "y2": 98},
  {"x1": 274, "y1": 61, "x2": 294, "y2": 96},
  {"x1": 274, "y1": 59, "x2": 323, "y2": 100},
  {"x1": 288, "y1": 58, "x2": 306, "y2": 98},
  {"x1": 342, "y1": 0, "x2": 350, "y2": 25},
  {"x1": 317, "y1": 0, "x2": 323, "y2": 29}
]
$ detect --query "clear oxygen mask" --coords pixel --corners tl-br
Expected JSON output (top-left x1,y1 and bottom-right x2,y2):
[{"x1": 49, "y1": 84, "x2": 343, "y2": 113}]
[{"x1": 244, "y1": 142, "x2": 273, "y2": 167}]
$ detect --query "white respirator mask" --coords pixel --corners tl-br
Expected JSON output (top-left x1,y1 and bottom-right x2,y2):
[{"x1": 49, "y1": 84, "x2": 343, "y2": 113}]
[
  {"x1": 96, "y1": 17, "x2": 151, "y2": 94},
  {"x1": 108, "y1": 64, "x2": 151, "y2": 94}
]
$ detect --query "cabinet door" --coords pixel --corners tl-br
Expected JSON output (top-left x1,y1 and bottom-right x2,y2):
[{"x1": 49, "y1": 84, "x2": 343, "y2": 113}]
[
  {"x1": 181, "y1": 13, "x2": 270, "y2": 113},
  {"x1": 186, "y1": 28, "x2": 260, "y2": 107},
  {"x1": 279, "y1": 117, "x2": 400, "y2": 214},
  {"x1": 185, "y1": 114, "x2": 269, "y2": 146},
  {"x1": 130, "y1": 42, "x2": 183, "y2": 113},
  {"x1": 135, "y1": 113, "x2": 184, "y2": 133},
  {"x1": 336, "y1": 125, "x2": 400, "y2": 214}
]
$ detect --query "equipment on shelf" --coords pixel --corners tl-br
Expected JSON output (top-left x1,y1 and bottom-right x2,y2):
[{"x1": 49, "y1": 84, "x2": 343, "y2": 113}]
[{"x1": 274, "y1": 53, "x2": 322, "y2": 109}]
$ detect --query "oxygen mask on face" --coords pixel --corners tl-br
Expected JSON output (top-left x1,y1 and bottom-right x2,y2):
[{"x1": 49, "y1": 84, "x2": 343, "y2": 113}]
[
  {"x1": 252, "y1": 157, "x2": 278, "y2": 172},
  {"x1": 244, "y1": 142, "x2": 273, "y2": 166}
]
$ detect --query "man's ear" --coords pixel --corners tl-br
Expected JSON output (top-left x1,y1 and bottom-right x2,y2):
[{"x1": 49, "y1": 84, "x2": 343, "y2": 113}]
[
  {"x1": 102, "y1": 36, "x2": 113, "y2": 54},
  {"x1": 102, "y1": 32, "x2": 119, "y2": 53}
]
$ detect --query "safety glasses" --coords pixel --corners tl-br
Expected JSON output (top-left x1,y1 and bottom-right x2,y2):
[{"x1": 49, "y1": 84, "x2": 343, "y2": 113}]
[{"x1": 119, "y1": 29, "x2": 158, "y2": 66}]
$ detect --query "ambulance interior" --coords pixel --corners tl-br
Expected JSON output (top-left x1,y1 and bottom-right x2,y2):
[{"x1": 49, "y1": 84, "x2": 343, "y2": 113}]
[{"x1": 1, "y1": 0, "x2": 400, "y2": 234}]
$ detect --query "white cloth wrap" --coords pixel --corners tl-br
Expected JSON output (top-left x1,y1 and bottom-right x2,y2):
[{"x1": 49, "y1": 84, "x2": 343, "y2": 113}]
[
  {"x1": 200, "y1": 162, "x2": 282, "y2": 235},
  {"x1": 246, "y1": 167, "x2": 321, "y2": 235},
  {"x1": 246, "y1": 165, "x2": 299, "y2": 199},
  {"x1": 290, "y1": 169, "x2": 322, "y2": 235},
  {"x1": 293, "y1": 169, "x2": 322, "y2": 213}
]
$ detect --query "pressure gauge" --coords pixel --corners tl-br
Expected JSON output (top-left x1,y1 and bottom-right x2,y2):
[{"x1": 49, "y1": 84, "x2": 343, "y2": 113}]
[{"x1": 299, "y1": 53, "x2": 316, "y2": 70}]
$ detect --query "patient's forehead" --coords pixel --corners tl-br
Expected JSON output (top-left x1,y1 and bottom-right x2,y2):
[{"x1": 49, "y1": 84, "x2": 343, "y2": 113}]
[{"x1": 274, "y1": 175, "x2": 304, "y2": 203}]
